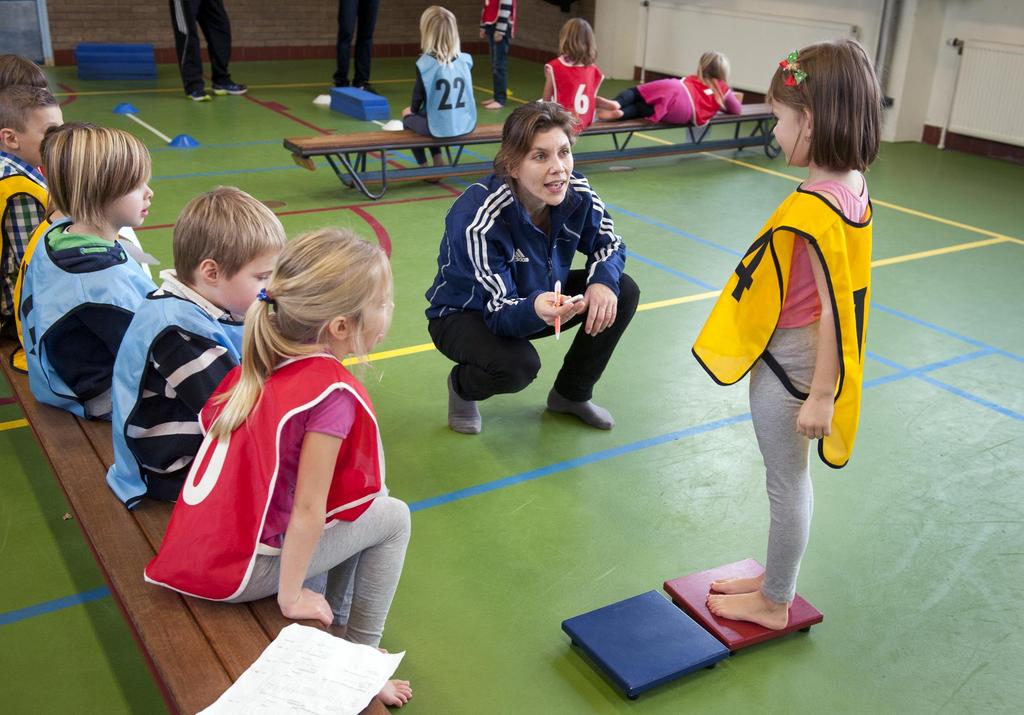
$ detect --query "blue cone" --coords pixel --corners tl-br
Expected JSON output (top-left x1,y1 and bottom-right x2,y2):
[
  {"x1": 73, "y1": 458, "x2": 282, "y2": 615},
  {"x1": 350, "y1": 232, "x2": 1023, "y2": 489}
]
[
  {"x1": 168, "y1": 134, "x2": 200, "y2": 148},
  {"x1": 113, "y1": 103, "x2": 139, "y2": 114}
]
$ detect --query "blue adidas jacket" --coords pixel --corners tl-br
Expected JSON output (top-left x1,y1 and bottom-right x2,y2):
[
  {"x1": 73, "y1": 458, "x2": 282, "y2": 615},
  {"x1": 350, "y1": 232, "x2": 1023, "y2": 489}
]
[{"x1": 424, "y1": 172, "x2": 626, "y2": 338}]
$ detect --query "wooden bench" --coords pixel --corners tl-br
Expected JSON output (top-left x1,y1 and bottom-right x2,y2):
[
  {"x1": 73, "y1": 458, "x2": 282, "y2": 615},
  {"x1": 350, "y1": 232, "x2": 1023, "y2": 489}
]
[
  {"x1": 0, "y1": 339, "x2": 388, "y2": 715},
  {"x1": 284, "y1": 103, "x2": 779, "y2": 199}
]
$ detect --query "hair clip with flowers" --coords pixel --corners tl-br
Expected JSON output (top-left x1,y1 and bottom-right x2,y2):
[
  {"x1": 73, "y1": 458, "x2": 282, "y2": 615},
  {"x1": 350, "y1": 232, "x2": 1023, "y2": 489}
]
[
  {"x1": 257, "y1": 287, "x2": 276, "y2": 311},
  {"x1": 779, "y1": 51, "x2": 808, "y2": 86}
]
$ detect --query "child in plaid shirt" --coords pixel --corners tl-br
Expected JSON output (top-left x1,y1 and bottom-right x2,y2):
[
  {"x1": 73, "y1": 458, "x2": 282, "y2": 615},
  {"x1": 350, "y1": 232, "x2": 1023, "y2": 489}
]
[{"x1": 0, "y1": 85, "x2": 62, "y2": 338}]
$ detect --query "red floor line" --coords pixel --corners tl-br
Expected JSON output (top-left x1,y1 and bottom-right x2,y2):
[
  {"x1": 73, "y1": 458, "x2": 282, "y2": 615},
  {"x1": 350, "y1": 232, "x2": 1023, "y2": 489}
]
[
  {"x1": 57, "y1": 82, "x2": 77, "y2": 108},
  {"x1": 349, "y1": 206, "x2": 392, "y2": 257},
  {"x1": 243, "y1": 93, "x2": 332, "y2": 135},
  {"x1": 137, "y1": 190, "x2": 458, "y2": 233},
  {"x1": 0, "y1": 396, "x2": 16, "y2": 406}
]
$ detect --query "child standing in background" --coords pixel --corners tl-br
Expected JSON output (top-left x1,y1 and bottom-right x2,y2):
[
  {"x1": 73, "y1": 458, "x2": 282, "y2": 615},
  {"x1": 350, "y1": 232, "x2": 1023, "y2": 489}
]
[
  {"x1": 147, "y1": 229, "x2": 412, "y2": 707},
  {"x1": 107, "y1": 187, "x2": 286, "y2": 508},
  {"x1": 597, "y1": 51, "x2": 742, "y2": 125},
  {"x1": 543, "y1": 18, "x2": 615, "y2": 132},
  {"x1": 21, "y1": 123, "x2": 155, "y2": 419},
  {"x1": 480, "y1": 0, "x2": 516, "y2": 109},
  {"x1": 402, "y1": 5, "x2": 477, "y2": 174},
  {"x1": 693, "y1": 40, "x2": 882, "y2": 629}
]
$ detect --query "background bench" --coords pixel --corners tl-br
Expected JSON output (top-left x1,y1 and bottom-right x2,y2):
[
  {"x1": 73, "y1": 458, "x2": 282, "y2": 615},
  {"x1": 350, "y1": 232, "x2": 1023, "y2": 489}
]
[
  {"x1": 284, "y1": 103, "x2": 778, "y2": 199},
  {"x1": 1, "y1": 340, "x2": 387, "y2": 715}
]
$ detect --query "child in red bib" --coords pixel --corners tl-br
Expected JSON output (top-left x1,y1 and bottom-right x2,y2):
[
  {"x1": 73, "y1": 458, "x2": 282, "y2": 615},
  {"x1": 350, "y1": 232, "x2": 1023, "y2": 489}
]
[
  {"x1": 542, "y1": 18, "x2": 615, "y2": 133},
  {"x1": 597, "y1": 51, "x2": 742, "y2": 126},
  {"x1": 146, "y1": 228, "x2": 412, "y2": 707}
]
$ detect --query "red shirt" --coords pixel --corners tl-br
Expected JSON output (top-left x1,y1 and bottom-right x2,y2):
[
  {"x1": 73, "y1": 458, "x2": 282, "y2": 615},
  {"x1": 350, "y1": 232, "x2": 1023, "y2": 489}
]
[{"x1": 545, "y1": 58, "x2": 604, "y2": 132}]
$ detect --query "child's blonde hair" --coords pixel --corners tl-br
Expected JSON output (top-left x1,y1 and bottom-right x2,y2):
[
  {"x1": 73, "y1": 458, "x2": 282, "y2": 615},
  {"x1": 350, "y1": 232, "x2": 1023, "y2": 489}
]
[
  {"x1": 41, "y1": 123, "x2": 150, "y2": 227},
  {"x1": 767, "y1": 39, "x2": 882, "y2": 172},
  {"x1": 0, "y1": 85, "x2": 57, "y2": 131},
  {"x1": 695, "y1": 51, "x2": 730, "y2": 107},
  {"x1": 420, "y1": 5, "x2": 460, "y2": 64},
  {"x1": 173, "y1": 186, "x2": 287, "y2": 284},
  {"x1": 208, "y1": 228, "x2": 393, "y2": 439},
  {"x1": 0, "y1": 54, "x2": 48, "y2": 90},
  {"x1": 559, "y1": 18, "x2": 597, "y2": 67}
]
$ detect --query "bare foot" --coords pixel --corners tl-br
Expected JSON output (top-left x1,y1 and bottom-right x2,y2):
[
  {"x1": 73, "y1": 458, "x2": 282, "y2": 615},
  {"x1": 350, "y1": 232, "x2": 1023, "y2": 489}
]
[
  {"x1": 482, "y1": 99, "x2": 504, "y2": 110},
  {"x1": 596, "y1": 107, "x2": 623, "y2": 121},
  {"x1": 710, "y1": 573, "x2": 764, "y2": 594},
  {"x1": 378, "y1": 679, "x2": 412, "y2": 707},
  {"x1": 706, "y1": 591, "x2": 790, "y2": 630}
]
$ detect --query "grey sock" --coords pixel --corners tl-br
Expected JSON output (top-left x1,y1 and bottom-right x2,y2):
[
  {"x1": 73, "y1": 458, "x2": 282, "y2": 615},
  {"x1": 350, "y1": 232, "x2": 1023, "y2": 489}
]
[
  {"x1": 546, "y1": 388, "x2": 615, "y2": 430},
  {"x1": 448, "y1": 373, "x2": 481, "y2": 434}
]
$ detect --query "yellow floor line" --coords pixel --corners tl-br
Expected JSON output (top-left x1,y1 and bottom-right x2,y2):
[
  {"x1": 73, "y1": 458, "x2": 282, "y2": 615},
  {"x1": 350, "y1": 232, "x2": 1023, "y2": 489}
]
[
  {"x1": 871, "y1": 237, "x2": 1012, "y2": 267},
  {"x1": 0, "y1": 418, "x2": 28, "y2": 432}
]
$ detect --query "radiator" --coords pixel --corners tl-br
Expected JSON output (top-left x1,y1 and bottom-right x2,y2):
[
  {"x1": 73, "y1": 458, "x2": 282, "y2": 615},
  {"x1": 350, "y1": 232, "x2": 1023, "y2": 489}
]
[
  {"x1": 947, "y1": 40, "x2": 1024, "y2": 147},
  {"x1": 639, "y1": 2, "x2": 859, "y2": 94}
]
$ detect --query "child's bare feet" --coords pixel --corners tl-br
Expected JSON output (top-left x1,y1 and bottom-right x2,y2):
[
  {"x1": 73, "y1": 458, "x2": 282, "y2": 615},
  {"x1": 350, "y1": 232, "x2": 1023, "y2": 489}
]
[
  {"x1": 482, "y1": 99, "x2": 504, "y2": 110},
  {"x1": 596, "y1": 106, "x2": 623, "y2": 121},
  {"x1": 710, "y1": 573, "x2": 764, "y2": 594},
  {"x1": 706, "y1": 591, "x2": 790, "y2": 630},
  {"x1": 378, "y1": 679, "x2": 412, "y2": 707}
]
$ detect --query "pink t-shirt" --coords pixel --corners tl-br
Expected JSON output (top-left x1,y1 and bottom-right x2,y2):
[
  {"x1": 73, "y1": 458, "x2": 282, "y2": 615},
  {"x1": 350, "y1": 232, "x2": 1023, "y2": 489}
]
[
  {"x1": 259, "y1": 389, "x2": 357, "y2": 548},
  {"x1": 778, "y1": 178, "x2": 869, "y2": 328}
]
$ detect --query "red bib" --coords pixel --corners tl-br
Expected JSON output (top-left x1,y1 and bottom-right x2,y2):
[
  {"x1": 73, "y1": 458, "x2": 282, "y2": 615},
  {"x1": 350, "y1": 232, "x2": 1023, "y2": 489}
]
[
  {"x1": 683, "y1": 75, "x2": 730, "y2": 126},
  {"x1": 546, "y1": 59, "x2": 604, "y2": 132},
  {"x1": 145, "y1": 355, "x2": 384, "y2": 601}
]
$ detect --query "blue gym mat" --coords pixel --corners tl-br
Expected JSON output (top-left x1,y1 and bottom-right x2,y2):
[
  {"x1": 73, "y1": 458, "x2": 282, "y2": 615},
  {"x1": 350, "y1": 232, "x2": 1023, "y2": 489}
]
[{"x1": 561, "y1": 590, "x2": 730, "y2": 699}]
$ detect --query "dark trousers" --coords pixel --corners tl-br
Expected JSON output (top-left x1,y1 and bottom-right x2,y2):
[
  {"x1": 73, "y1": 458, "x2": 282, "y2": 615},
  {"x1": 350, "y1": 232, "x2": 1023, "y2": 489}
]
[
  {"x1": 614, "y1": 87, "x2": 655, "y2": 120},
  {"x1": 169, "y1": 0, "x2": 233, "y2": 94},
  {"x1": 428, "y1": 272, "x2": 639, "y2": 403},
  {"x1": 402, "y1": 113, "x2": 442, "y2": 165},
  {"x1": 485, "y1": 26, "x2": 510, "y2": 104},
  {"x1": 334, "y1": 0, "x2": 380, "y2": 87}
]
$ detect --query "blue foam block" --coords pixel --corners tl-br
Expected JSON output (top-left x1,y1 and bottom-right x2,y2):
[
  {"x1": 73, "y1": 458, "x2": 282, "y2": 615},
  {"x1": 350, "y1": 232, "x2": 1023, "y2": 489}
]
[
  {"x1": 75, "y1": 44, "x2": 156, "y2": 81},
  {"x1": 329, "y1": 87, "x2": 390, "y2": 121},
  {"x1": 561, "y1": 590, "x2": 729, "y2": 699}
]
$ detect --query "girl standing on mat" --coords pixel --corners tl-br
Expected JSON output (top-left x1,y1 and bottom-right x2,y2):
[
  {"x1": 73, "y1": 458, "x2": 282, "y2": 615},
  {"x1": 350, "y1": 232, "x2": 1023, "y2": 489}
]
[
  {"x1": 542, "y1": 18, "x2": 615, "y2": 133},
  {"x1": 692, "y1": 39, "x2": 882, "y2": 629},
  {"x1": 402, "y1": 5, "x2": 477, "y2": 174},
  {"x1": 146, "y1": 229, "x2": 412, "y2": 706},
  {"x1": 596, "y1": 51, "x2": 742, "y2": 126}
]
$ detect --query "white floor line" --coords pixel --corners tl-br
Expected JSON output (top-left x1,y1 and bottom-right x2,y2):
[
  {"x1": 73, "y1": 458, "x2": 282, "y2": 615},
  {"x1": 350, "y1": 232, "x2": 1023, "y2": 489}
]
[
  {"x1": 123, "y1": 113, "x2": 174, "y2": 144},
  {"x1": 371, "y1": 120, "x2": 387, "y2": 127}
]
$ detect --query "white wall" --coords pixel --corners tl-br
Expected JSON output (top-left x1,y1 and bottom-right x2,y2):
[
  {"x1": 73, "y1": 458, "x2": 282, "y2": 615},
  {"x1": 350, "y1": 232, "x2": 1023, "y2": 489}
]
[{"x1": 925, "y1": 0, "x2": 1024, "y2": 128}]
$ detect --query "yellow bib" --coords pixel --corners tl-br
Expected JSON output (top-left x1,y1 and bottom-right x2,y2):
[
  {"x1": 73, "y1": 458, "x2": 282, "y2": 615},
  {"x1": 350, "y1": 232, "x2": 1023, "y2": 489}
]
[
  {"x1": 693, "y1": 189, "x2": 872, "y2": 468},
  {"x1": 0, "y1": 173, "x2": 49, "y2": 373}
]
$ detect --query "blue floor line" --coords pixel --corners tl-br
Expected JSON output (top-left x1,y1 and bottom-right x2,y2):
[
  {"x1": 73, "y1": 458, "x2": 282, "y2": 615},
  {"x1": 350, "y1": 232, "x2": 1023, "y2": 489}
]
[
  {"x1": 624, "y1": 249, "x2": 716, "y2": 290},
  {"x1": 0, "y1": 586, "x2": 110, "y2": 627}
]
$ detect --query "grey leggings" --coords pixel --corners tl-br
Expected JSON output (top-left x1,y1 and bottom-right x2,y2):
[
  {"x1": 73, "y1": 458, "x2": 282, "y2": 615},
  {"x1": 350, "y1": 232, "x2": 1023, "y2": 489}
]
[
  {"x1": 227, "y1": 496, "x2": 411, "y2": 647},
  {"x1": 749, "y1": 323, "x2": 817, "y2": 604}
]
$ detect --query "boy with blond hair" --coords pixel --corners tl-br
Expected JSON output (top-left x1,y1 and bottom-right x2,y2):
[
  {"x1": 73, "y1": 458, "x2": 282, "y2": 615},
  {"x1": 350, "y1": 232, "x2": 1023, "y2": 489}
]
[
  {"x1": 107, "y1": 186, "x2": 286, "y2": 507},
  {"x1": 0, "y1": 85, "x2": 61, "y2": 339}
]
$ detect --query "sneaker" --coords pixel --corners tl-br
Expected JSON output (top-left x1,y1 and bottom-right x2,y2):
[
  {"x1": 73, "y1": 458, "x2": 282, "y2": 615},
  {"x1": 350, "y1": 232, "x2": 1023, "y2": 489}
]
[
  {"x1": 188, "y1": 90, "x2": 211, "y2": 102},
  {"x1": 212, "y1": 82, "x2": 248, "y2": 96}
]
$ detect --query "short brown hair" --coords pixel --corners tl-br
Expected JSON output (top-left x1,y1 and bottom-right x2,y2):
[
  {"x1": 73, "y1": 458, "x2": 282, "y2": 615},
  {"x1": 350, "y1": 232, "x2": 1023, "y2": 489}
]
[
  {"x1": 41, "y1": 123, "x2": 151, "y2": 226},
  {"x1": 173, "y1": 186, "x2": 287, "y2": 283},
  {"x1": 767, "y1": 39, "x2": 882, "y2": 172},
  {"x1": 559, "y1": 19, "x2": 597, "y2": 66},
  {"x1": 0, "y1": 85, "x2": 57, "y2": 131},
  {"x1": 493, "y1": 101, "x2": 577, "y2": 177},
  {"x1": 0, "y1": 54, "x2": 48, "y2": 90}
]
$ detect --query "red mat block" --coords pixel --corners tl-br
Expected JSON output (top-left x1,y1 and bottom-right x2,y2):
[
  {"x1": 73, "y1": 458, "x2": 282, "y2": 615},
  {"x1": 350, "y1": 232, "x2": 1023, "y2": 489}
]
[{"x1": 663, "y1": 558, "x2": 823, "y2": 651}]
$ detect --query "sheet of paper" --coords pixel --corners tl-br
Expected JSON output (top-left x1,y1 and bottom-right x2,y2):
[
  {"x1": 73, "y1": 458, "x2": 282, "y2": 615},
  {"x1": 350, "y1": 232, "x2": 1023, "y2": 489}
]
[{"x1": 201, "y1": 623, "x2": 405, "y2": 715}]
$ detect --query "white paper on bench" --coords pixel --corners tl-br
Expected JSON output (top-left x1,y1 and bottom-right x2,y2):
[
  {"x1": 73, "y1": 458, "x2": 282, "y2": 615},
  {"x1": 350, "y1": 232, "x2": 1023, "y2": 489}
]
[{"x1": 200, "y1": 624, "x2": 405, "y2": 715}]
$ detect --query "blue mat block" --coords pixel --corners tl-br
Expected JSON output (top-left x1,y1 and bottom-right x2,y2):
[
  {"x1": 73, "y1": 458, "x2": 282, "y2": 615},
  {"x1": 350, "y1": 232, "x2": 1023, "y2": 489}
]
[
  {"x1": 562, "y1": 590, "x2": 729, "y2": 699},
  {"x1": 75, "y1": 44, "x2": 156, "y2": 81},
  {"x1": 330, "y1": 87, "x2": 390, "y2": 121}
]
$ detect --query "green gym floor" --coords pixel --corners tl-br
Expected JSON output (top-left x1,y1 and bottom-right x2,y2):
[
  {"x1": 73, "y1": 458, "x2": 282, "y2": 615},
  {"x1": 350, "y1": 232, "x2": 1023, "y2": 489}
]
[{"x1": 1, "y1": 56, "x2": 1022, "y2": 714}]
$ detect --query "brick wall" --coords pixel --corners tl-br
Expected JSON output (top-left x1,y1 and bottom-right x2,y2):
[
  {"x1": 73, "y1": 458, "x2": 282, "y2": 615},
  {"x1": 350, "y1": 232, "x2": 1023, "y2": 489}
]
[{"x1": 48, "y1": 0, "x2": 594, "y2": 65}]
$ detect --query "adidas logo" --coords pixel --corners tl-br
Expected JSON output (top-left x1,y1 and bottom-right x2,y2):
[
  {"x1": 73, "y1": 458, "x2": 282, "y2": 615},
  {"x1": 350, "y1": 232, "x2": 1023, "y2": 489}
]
[{"x1": 512, "y1": 249, "x2": 530, "y2": 263}]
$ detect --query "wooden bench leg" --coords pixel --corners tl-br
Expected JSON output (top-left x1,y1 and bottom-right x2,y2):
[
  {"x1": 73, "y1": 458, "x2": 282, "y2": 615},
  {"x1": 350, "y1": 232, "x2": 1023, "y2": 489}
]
[{"x1": 291, "y1": 153, "x2": 316, "y2": 171}]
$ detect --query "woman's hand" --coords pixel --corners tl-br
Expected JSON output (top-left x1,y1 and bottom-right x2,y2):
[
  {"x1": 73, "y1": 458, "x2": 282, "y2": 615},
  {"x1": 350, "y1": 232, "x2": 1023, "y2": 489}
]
[
  {"x1": 494, "y1": 31, "x2": 505, "y2": 43},
  {"x1": 479, "y1": 28, "x2": 486, "y2": 39},
  {"x1": 534, "y1": 291, "x2": 584, "y2": 326},
  {"x1": 796, "y1": 393, "x2": 834, "y2": 440},
  {"x1": 582, "y1": 283, "x2": 618, "y2": 336},
  {"x1": 279, "y1": 587, "x2": 333, "y2": 627},
  {"x1": 401, "y1": 106, "x2": 412, "y2": 118}
]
